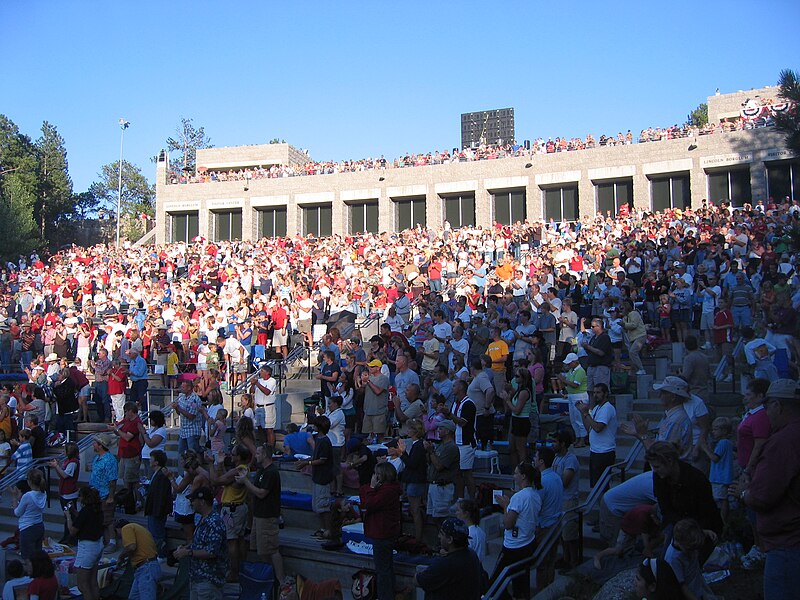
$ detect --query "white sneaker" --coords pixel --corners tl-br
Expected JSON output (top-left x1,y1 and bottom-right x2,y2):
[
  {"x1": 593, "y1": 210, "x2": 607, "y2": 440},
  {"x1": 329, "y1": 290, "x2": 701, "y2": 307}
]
[{"x1": 636, "y1": 370, "x2": 647, "y2": 375}]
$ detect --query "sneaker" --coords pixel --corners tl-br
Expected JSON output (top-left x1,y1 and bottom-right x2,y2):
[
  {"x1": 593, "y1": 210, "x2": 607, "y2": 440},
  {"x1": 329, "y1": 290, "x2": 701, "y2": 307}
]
[
  {"x1": 636, "y1": 369, "x2": 648, "y2": 375},
  {"x1": 741, "y1": 546, "x2": 766, "y2": 569}
]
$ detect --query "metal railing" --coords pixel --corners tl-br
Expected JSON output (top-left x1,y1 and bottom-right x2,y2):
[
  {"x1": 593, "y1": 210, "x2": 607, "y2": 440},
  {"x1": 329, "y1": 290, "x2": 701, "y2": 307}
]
[
  {"x1": 0, "y1": 431, "x2": 101, "y2": 507},
  {"x1": 483, "y1": 438, "x2": 644, "y2": 599}
]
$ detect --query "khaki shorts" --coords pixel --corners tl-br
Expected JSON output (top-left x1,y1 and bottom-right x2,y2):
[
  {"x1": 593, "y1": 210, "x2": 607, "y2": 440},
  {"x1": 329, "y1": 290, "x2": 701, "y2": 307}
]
[
  {"x1": 296, "y1": 319, "x2": 312, "y2": 335},
  {"x1": 121, "y1": 456, "x2": 141, "y2": 484},
  {"x1": 362, "y1": 414, "x2": 386, "y2": 435},
  {"x1": 102, "y1": 498, "x2": 115, "y2": 527},
  {"x1": 221, "y1": 503, "x2": 249, "y2": 540},
  {"x1": 561, "y1": 498, "x2": 580, "y2": 542},
  {"x1": 250, "y1": 516, "x2": 280, "y2": 556}
]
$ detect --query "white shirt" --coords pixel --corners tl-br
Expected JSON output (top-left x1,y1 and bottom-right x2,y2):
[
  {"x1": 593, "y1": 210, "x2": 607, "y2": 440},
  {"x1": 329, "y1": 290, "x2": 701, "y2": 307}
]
[
  {"x1": 326, "y1": 407, "x2": 346, "y2": 448},
  {"x1": 468, "y1": 523, "x2": 487, "y2": 563},
  {"x1": 685, "y1": 394, "x2": 710, "y2": 445},
  {"x1": 504, "y1": 487, "x2": 542, "y2": 549},
  {"x1": 254, "y1": 376, "x2": 277, "y2": 406},
  {"x1": 589, "y1": 401, "x2": 617, "y2": 453}
]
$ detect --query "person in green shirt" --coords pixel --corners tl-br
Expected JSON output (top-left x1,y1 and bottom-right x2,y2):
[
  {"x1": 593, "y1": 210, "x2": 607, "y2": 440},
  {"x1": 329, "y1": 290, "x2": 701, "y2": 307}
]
[{"x1": 558, "y1": 353, "x2": 588, "y2": 447}]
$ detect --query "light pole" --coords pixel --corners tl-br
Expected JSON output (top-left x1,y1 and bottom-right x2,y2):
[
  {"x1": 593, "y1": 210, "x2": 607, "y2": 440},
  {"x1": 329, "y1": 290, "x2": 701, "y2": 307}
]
[{"x1": 116, "y1": 118, "x2": 130, "y2": 247}]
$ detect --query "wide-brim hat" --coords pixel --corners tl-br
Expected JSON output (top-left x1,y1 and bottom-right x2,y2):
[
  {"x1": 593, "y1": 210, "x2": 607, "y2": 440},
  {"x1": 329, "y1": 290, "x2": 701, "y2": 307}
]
[
  {"x1": 45, "y1": 353, "x2": 59, "y2": 362},
  {"x1": 653, "y1": 376, "x2": 690, "y2": 399}
]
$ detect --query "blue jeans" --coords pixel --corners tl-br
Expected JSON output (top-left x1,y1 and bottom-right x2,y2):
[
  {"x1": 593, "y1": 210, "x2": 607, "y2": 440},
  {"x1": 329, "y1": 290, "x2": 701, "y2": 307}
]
[
  {"x1": 56, "y1": 411, "x2": 76, "y2": 436},
  {"x1": 95, "y1": 381, "x2": 110, "y2": 421},
  {"x1": 147, "y1": 515, "x2": 167, "y2": 557},
  {"x1": 129, "y1": 559, "x2": 161, "y2": 600},
  {"x1": 19, "y1": 522, "x2": 44, "y2": 560},
  {"x1": 372, "y1": 537, "x2": 396, "y2": 600},
  {"x1": 178, "y1": 435, "x2": 201, "y2": 456},
  {"x1": 764, "y1": 546, "x2": 800, "y2": 600}
]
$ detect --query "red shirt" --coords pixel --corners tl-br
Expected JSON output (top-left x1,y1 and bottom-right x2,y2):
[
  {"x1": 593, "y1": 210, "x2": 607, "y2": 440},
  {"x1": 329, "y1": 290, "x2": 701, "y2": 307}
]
[
  {"x1": 108, "y1": 367, "x2": 128, "y2": 396},
  {"x1": 359, "y1": 481, "x2": 402, "y2": 540},
  {"x1": 28, "y1": 576, "x2": 59, "y2": 600},
  {"x1": 736, "y1": 406, "x2": 770, "y2": 469},
  {"x1": 118, "y1": 416, "x2": 143, "y2": 458},
  {"x1": 712, "y1": 309, "x2": 733, "y2": 344},
  {"x1": 271, "y1": 307, "x2": 288, "y2": 330}
]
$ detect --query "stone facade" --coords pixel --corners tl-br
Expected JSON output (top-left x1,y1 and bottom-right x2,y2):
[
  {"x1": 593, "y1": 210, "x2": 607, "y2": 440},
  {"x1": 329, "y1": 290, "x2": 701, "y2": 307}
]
[{"x1": 155, "y1": 90, "x2": 796, "y2": 244}]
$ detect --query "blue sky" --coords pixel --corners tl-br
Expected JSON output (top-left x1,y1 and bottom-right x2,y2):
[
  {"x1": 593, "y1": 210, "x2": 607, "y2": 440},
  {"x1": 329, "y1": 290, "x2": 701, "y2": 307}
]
[{"x1": 2, "y1": 0, "x2": 798, "y2": 193}]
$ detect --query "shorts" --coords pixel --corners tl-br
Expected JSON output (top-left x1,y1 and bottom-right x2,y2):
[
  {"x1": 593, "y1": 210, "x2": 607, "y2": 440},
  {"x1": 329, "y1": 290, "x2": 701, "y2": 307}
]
[
  {"x1": 611, "y1": 341, "x2": 624, "y2": 350},
  {"x1": 510, "y1": 416, "x2": 532, "y2": 438},
  {"x1": 659, "y1": 317, "x2": 671, "y2": 329},
  {"x1": 79, "y1": 384, "x2": 92, "y2": 399},
  {"x1": 296, "y1": 319, "x2": 312, "y2": 335},
  {"x1": 221, "y1": 503, "x2": 249, "y2": 540},
  {"x1": 233, "y1": 362, "x2": 248, "y2": 374},
  {"x1": 362, "y1": 413, "x2": 387, "y2": 435},
  {"x1": 426, "y1": 482, "x2": 454, "y2": 518},
  {"x1": 712, "y1": 483, "x2": 731, "y2": 502},
  {"x1": 700, "y1": 312, "x2": 715, "y2": 331},
  {"x1": 312, "y1": 483, "x2": 332, "y2": 514},
  {"x1": 561, "y1": 498, "x2": 580, "y2": 542},
  {"x1": 344, "y1": 413, "x2": 357, "y2": 430},
  {"x1": 250, "y1": 516, "x2": 280, "y2": 555},
  {"x1": 121, "y1": 456, "x2": 142, "y2": 484},
  {"x1": 74, "y1": 538, "x2": 104, "y2": 569},
  {"x1": 273, "y1": 329, "x2": 288, "y2": 346},
  {"x1": 255, "y1": 405, "x2": 276, "y2": 429},
  {"x1": 458, "y1": 444, "x2": 475, "y2": 470},
  {"x1": 406, "y1": 482, "x2": 427, "y2": 498},
  {"x1": 673, "y1": 308, "x2": 691, "y2": 323}
]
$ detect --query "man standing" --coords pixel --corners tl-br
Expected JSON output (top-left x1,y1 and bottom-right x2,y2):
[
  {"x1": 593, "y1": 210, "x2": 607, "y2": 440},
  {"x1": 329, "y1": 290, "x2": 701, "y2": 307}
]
[
  {"x1": 621, "y1": 301, "x2": 648, "y2": 376},
  {"x1": 534, "y1": 446, "x2": 564, "y2": 590},
  {"x1": 360, "y1": 359, "x2": 389, "y2": 443},
  {"x1": 91, "y1": 348, "x2": 113, "y2": 423},
  {"x1": 236, "y1": 443, "x2": 285, "y2": 584},
  {"x1": 210, "y1": 445, "x2": 251, "y2": 582},
  {"x1": 393, "y1": 355, "x2": 420, "y2": 412},
  {"x1": 109, "y1": 401, "x2": 144, "y2": 512},
  {"x1": 487, "y1": 327, "x2": 509, "y2": 396},
  {"x1": 577, "y1": 383, "x2": 618, "y2": 486},
  {"x1": 446, "y1": 380, "x2": 477, "y2": 502},
  {"x1": 128, "y1": 348, "x2": 149, "y2": 411},
  {"x1": 296, "y1": 416, "x2": 334, "y2": 543},
  {"x1": 173, "y1": 487, "x2": 228, "y2": 600},
  {"x1": 734, "y1": 379, "x2": 800, "y2": 600},
  {"x1": 251, "y1": 364, "x2": 278, "y2": 446},
  {"x1": 115, "y1": 519, "x2": 160, "y2": 600},
  {"x1": 582, "y1": 318, "x2": 613, "y2": 390},
  {"x1": 425, "y1": 421, "x2": 460, "y2": 527},
  {"x1": 170, "y1": 380, "x2": 202, "y2": 455},
  {"x1": 90, "y1": 433, "x2": 118, "y2": 550},
  {"x1": 682, "y1": 336, "x2": 710, "y2": 403}
]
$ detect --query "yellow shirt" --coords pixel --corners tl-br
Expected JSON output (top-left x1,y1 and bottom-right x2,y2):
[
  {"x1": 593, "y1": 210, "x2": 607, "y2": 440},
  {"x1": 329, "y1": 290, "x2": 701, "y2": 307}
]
[
  {"x1": 487, "y1": 340, "x2": 509, "y2": 373},
  {"x1": 220, "y1": 464, "x2": 249, "y2": 504},
  {"x1": 121, "y1": 523, "x2": 157, "y2": 567},
  {"x1": 166, "y1": 352, "x2": 179, "y2": 376}
]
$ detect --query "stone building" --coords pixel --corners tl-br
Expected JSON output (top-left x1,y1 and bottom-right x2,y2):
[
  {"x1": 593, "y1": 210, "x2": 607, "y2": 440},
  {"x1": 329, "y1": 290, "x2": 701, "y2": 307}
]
[{"x1": 155, "y1": 86, "x2": 798, "y2": 244}]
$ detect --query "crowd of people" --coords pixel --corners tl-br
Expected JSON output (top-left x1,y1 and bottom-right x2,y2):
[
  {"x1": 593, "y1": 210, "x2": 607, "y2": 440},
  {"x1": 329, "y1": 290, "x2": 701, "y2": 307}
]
[
  {"x1": 0, "y1": 194, "x2": 798, "y2": 599},
  {"x1": 167, "y1": 114, "x2": 769, "y2": 186}
]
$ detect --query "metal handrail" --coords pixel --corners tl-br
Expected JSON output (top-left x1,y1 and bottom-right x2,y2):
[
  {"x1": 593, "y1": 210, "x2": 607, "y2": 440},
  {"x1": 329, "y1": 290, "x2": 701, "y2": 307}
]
[
  {"x1": 482, "y1": 438, "x2": 644, "y2": 599},
  {"x1": 483, "y1": 519, "x2": 564, "y2": 599}
]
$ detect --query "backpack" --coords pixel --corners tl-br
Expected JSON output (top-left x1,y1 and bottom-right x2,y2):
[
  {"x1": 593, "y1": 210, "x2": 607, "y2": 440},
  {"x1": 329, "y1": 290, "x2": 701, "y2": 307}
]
[{"x1": 351, "y1": 570, "x2": 376, "y2": 600}]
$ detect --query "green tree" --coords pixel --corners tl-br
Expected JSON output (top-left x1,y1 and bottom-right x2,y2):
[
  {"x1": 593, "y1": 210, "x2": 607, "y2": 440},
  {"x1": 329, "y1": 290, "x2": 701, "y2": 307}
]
[
  {"x1": 774, "y1": 68, "x2": 800, "y2": 154},
  {"x1": 166, "y1": 117, "x2": 212, "y2": 173},
  {"x1": 35, "y1": 121, "x2": 74, "y2": 239},
  {"x1": 89, "y1": 160, "x2": 154, "y2": 241},
  {"x1": 0, "y1": 115, "x2": 42, "y2": 257},
  {"x1": 688, "y1": 103, "x2": 708, "y2": 127}
]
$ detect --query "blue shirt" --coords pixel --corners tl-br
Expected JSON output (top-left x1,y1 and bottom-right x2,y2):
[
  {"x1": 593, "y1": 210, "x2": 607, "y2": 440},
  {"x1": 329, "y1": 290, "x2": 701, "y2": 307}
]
[
  {"x1": 709, "y1": 438, "x2": 735, "y2": 485},
  {"x1": 537, "y1": 468, "x2": 564, "y2": 528},
  {"x1": 128, "y1": 355, "x2": 148, "y2": 381},
  {"x1": 90, "y1": 452, "x2": 118, "y2": 499},
  {"x1": 190, "y1": 509, "x2": 228, "y2": 586}
]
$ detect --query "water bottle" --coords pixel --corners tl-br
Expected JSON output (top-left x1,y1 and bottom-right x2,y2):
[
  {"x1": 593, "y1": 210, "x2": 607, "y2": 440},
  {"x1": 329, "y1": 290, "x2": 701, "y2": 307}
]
[{"x1": 261, "y1": 593, "x2": 267, "y2": 600}]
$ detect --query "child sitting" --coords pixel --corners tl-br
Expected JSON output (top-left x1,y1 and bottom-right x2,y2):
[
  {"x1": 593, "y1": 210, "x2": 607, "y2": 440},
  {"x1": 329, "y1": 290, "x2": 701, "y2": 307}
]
[
  {"x1": 0, "y1": 429, "x2": 11, "y2": 474},
  {"x1": 665, "y1": 518, "x2": 715, "y2": 600}
]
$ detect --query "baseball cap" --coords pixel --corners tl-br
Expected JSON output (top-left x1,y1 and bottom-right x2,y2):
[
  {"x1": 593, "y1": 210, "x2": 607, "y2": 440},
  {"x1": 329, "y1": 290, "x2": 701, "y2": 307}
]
[
  {"x1": 437, "y1": 419, "x2": 456, "y2": 432},
  {"x1": 440, "y1": 517, "x2": 470, "y2": 541},
  {"x1": 564, "y1": 353, "x2": 580, "y2": 364},
  {"x1": 367, "y1": 359, "x2": 383, "y2": 368}
]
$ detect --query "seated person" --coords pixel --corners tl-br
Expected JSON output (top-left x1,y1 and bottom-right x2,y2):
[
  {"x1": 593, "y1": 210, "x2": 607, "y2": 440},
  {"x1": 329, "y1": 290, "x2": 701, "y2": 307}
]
[{"x1": 282, "y1": 423, "x2": 315, "y2": 457}]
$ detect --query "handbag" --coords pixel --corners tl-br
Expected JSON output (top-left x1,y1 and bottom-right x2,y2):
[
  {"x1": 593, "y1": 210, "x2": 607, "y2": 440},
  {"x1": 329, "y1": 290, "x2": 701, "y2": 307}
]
[{"x1": 350, "y1": 569, "x2": 376, "y2": 600}]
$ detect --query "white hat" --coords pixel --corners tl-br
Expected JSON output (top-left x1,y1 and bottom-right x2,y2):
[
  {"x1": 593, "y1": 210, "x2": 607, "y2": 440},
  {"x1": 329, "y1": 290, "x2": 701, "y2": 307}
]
[
  {"x1": 45, "y1": 353, "x2": 59, "y2": 362},
  {"x1": 564, "y1": 353, "x2": 580, "y2": 364}
]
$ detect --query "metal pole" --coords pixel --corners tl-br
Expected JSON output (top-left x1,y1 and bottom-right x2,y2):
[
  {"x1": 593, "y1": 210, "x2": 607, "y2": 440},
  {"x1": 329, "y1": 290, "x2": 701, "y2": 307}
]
[{"x1": 116, "y1": 119, "x2": 130, "y2": 247}]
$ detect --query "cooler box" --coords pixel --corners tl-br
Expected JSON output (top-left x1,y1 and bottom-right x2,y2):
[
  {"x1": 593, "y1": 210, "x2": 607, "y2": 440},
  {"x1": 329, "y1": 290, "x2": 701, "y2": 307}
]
[
  {"x1": 239, "y1": 561, "x2": 275, "y2": 600},
  {"x1": 280, "y1": 491, "x2": 313, "y2": 511},
  {"x1": 342, "y1": 522, "x2": 371, "y2": 545},
  {"x1": 547, "y1": 398, "x2": 569, "y2": 415}
]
